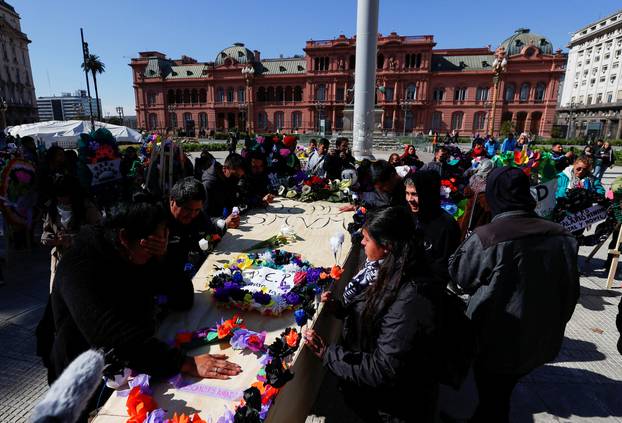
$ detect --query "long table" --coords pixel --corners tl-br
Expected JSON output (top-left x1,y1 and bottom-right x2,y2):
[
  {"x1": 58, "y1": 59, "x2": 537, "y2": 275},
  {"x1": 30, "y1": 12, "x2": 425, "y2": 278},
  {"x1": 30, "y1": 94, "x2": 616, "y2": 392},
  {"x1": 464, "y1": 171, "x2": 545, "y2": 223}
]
[{"x1": 93, "y1": 199, "x2": 356, "y2": 422}]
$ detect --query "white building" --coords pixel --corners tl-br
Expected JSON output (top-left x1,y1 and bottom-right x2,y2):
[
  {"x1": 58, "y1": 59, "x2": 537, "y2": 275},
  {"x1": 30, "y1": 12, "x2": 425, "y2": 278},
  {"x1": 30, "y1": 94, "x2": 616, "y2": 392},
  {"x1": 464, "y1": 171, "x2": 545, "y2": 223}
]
[
  {"x1": 37, "y1": 90, "x2": 101, "y2": 122},
  {"x1": 0, "y1": 1, "x2": 38, "y2": 126},
  {"x1": 558, "y1": 9, "x2": 622, "y2": 139}
]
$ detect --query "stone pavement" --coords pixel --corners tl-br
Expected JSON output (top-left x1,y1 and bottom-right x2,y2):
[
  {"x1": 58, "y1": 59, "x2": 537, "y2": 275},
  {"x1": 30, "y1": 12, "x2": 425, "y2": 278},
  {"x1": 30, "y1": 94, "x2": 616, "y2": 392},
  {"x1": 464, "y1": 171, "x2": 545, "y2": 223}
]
[{"x1": 1, "y1": 156, "x2": 621, "y2": 423}]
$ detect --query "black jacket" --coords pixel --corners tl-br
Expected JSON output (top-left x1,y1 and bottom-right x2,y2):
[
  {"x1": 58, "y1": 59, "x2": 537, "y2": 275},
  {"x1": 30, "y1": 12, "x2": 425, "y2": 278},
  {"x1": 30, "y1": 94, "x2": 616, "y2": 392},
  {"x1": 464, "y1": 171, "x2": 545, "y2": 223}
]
[
  {"x1": 201, "y1": 161, "x2": 240, "y2": 217},
  {"x1": 324, "y1": 151, "x2": 356, "y2": 180},
  {"x1": 45, "y1": 226, "x2": 193, "y2": 383},
  {"x1": 416, "y1": 211, "x2": 461, "y2": 284},
  {"x1": 324, "y1": 277, "x2": 441, "y2": 422},
  {"x1": 449, "y1": 211, "x2": 580, "y2": 374}
]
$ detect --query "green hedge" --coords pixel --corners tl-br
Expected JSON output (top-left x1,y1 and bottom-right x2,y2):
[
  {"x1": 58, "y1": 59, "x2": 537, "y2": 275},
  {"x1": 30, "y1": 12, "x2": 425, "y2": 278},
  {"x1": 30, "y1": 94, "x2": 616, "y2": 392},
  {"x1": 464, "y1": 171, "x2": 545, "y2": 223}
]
[{"x1": 118, "y1": 143, "x2": 228, "y2": 153}]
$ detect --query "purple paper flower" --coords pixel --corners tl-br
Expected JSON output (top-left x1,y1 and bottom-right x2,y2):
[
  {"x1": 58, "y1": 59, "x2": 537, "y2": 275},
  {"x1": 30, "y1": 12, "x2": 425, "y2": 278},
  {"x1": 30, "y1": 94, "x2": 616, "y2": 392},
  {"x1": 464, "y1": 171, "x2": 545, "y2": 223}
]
[
  {"x1": 216, "y1": 407, "x2": 235, "y2": 423},
  {"x1": 128, "y1": 374, "x2": 152, "y2": 396},
  {"x1": 214, "y1": 287, "x2": 231, "y2": 302},
  {"x1": 294, "y1": 308, "x2": 308, "y2": 326},
  {"x1": 283, "y1": 292, "x2": 301, "y2": 305},
  {"x1": 258, "y1": 353, "x2": 272, "y2": 366},
  {"x1": 260, "y1": 403, "x2": 271, "y2": 420},
  {"x1": 230, "y1": 329, "x2": 266, "y2": 352},
  {"x1": 252, "y1": 291, "x2": 272, "y2": 305},
  {"x1": 232, "y1": 271, "x2": 244, "y2": 284},
  {"x1": 145, "y1": 408, "x2": 166, "y2": 423},
  {"x1": 306, "y1": 268, "x2": 322, "y2": 284}
]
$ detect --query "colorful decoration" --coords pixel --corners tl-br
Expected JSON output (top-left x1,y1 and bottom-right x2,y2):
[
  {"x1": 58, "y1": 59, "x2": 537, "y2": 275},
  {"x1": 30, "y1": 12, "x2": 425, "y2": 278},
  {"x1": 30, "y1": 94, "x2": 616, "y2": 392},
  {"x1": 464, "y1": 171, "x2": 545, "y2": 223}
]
[
  {"x1": 208, "y1": 249, "x2": 340, "y2": 317},
  {"x1": 272, "y1": 171, "x2": 352, "y2": 202},
  {"x1": 0, "y1": 158, "x2": 38, "y2": 227},
  {"x1": 491, "y1": 149, "x2": 557, "y2": 183}
]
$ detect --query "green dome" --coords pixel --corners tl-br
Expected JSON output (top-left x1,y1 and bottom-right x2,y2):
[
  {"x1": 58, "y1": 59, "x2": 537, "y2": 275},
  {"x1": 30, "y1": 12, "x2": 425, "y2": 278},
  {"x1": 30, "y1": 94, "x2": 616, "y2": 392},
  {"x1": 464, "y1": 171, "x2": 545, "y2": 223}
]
[
  {"x1": 499, "y1": 28, "x2": 553, "y2": 56},
  {"x1": 215, "y1": 43, "x2": 255, "y2": 65}
]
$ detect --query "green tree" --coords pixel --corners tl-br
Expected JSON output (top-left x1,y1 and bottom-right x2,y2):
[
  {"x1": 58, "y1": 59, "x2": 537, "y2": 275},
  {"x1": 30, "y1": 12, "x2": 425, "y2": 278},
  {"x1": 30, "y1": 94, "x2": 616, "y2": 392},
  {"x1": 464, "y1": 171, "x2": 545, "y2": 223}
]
[
  {"x1": 499, "y1": 120, "x2": 514, "y2": 137},
  {"x1": 81, "y1": 54, "x2": 105, "y2": 121}
]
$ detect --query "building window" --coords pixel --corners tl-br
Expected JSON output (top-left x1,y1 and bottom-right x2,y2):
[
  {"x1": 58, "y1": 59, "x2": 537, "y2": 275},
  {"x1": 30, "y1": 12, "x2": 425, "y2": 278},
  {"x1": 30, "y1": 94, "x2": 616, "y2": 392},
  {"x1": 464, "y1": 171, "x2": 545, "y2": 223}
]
[
  {"x1": 256, "y1": 87, "x2": 266, "y2": 102},
  {"x1": 257, "y1": 111, "x2": 268, "y2": 129},
  {"x1": 216, "y1": 88, "x2": 224, "y2": 102},
  {"x1": 285, "y1": 86, "x2": 293, "y2": 102},
  {"x1": 336, "y1": 87, "x2": 345, "y2": 102},
  {"x1": 384, "y1": 87, "x2": 394, "y2": 102},
  {"x1": 607, "y1": 91, "x2": 614, "y2": 102},
  {"x1": 237, "y1": 87, "x2": 245, "y2": 103},
  {"x1": 175, "y1": 89, "x2": 183, "y2": 103},
  {"x1": 316, "y1": 84, "x2": 326, "y2": 101},
  {"x1": 199, "y1": 89, "x2": 207, "y2": 103},
  {"x1": 587, "y1": 95, "x2": 593, "y2": 105},
  {"x1": 199, "y1": 112, "x2": 208, "y2": 129},
  {"x1": 274, "y1": 111, "x2": 284, "y2": 129},
  {"x1": 267, "y1": 87, "x2": 275, "y2": 102},
  {"x1": 502, "y1": 84, "x2": 513, "y2": 102},
  {"x1": 534, "y1": 83, "x2": 546, "y2": 103},
  {"x1": 294, "y1": 86, "x2": 303, "y2": 102},
  {"x1": 291, "y1": 111, "x2": 302, "y2": 129},
  {"x1": 432, "y1": 88, "x2": 445, "y2": 102},
  {"x1": 191, "y1": 89, "x2": 198, "y2": 103},
  {"x1": 183, "y1": 89, "x2": 191, "y2": 103},
  {"x1": 519, "y1": 83, "x2": 530, "y2": 102},
  {"x1": 473, "y1": 111, "x2": 487, "y2": 130},
  {"x1": 453, "y1": 87, "x2": 466, "y2": 101},
  {"x1": 226, "y1": 88, "x2": 234, "y2": 103},
  {"x1": 451, "y1": 112, "x2": 464, "y2": 130},
  {"x1": 405, "y1": 84, "x2": 417, "y2": 100},
  {"x1": 377, "y1": 54, "x2": 384, "y2": 69},
  {"x1": 276, "y1": 86, "x2": 284, "y2": 102},
  {"x1": 147, "y1": 92, "x2": 156, "y2": 106},
  {"x1": 183, "y1": 112, "x2": 192, "y2": 124},
  {"x1": 314, "y1": 57, "x2": 330, "y2": 71},
  {"x1": 169, "y1": 112, "x2": 177, "y2": 129},
  {"x1": 404, "y1": 53, "x2": 422, "y2": 69},
  {"x1": 167, "y1": 89, "x2": 175, "y2": 104},
  {"x1": 349, "y1": 55, "x2": 356, "y2": 70},
  {"x1": 148, "y1": 113, "x2": 158, "y2": 130},
  {"x1": 475, "y1": 87, "x2": 489, "y2": 102},
  {"x1": 596, "y1": 93, "x2": 603, "y2": 103},
  {"x1": 431, "y1": 111, "x2": 442, "y2": 130}
]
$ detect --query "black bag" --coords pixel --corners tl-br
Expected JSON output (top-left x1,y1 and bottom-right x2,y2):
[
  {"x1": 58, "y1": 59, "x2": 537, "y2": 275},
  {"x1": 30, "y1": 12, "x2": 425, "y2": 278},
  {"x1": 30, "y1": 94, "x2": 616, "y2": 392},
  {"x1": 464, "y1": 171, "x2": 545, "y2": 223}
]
[{"x1": 437, "y1": 288, "x2": 476, "y2": 389}]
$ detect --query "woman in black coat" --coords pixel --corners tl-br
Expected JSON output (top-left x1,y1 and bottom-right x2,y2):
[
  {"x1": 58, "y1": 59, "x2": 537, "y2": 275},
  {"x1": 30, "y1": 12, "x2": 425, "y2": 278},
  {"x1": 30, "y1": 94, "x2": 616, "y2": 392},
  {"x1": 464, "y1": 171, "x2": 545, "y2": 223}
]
[
  {"x1": 38, "y1": 195, "x2": 241, "y2": 420},
  {"x1": 304, "y1": 207, "x2": 442, "y2": 422}
]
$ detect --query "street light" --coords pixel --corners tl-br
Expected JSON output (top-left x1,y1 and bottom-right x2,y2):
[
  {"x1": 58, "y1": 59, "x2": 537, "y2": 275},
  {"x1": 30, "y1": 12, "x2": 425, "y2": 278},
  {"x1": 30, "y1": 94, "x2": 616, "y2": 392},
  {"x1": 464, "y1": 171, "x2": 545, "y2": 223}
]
[
  {"x1": 487, "y1": 47, "x2": 508, "y2": 137},
  {"x1": 167, "y1": 104, "x2": 176, "y2": 134},
  {"x1": 0, "y1": 97, "x2": 8, "y2": 130},
  {"x1": 241, "y1": 66, "x2": 255, "y2": 133},
  {"x1": 400, "y1": 99, "x2": 413, "y2": 136},
  {"x1": 565, "y1": 101, "x2": 576, "y2": 140},
  {"x1": 314, "y1": 101, "x2": 326, "y2": 134},
  {"x1": 116, "y1": 106, "x2": 124, "y2": 125}
]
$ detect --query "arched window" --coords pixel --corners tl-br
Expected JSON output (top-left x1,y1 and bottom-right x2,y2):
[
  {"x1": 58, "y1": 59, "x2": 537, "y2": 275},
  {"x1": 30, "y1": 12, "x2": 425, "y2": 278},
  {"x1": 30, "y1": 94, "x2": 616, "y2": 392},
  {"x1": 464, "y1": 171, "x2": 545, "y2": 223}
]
[
  {"x1": 148, "y1": 113, "x2": 158, "y2": 130},
  {"x1": 377, "y1": 54, "x2": 385, "y2": 69},
  {"x1": 147, "y1": 92, "x2": 156, "y2": 106},
  {"x1": 291, "y1": 111, "x2": 302, "y2": 129},
  {"x1": 285, "y1": 86, "x2": 293, "y2": 102},
  {"x1": 475, "y1": 87, "x2": 489, "y2": 102},
  {"x1": 169, "y1": 112, "x2": 178, "y2": 129},
  {"x1": 199, "y1": 89, "x2": 207, "y2": 103},
  {"x1": 175, "y1": 89, "x2": 182, "y2": 103},
  {"x1": 216, "y1": 87, "x2": 224, "y2": 102},
  {"x1": 183, "y1": 89, "x2": 190, "y2": 103},
  {"x1": 316, "y1": 84, "x2": 326, "y2": 101},
  {"x1": 530, "y1": 111, "x2": 542, "y2": 134},
  {"x1": 293, "y1": 86, "x2": 303, "y2": 102},
  {"x1": 267, "y1": 87, "x2": 275, "y2": 102},
  {"x1": 405, "y1": 84, "x2": 417, "y2": 100},
  {"x1": 199, "y1": 112, "x2": 208, "y2": 129},
  {"x1": 167, "y1": 89, "x2": 175, "y2": 104},
  {"x1": 349, "y1": 54, "x2": 356, "y2": 70},
  {"x1": 183, "y1": 112, "x2": 192, "y2": 124},
  {"x1": 504, "y1": 84, "x2": 515, "y2": 102},
  {"x1": 276, "y1": 86, "x2": 284, "y2": 102},
  {"x1": 432, "y1": 87, "x2": 444, "y2": 102},
  {"x1": 191, "y1": 89, "x2": 198, "y2": 103},
  {"x1": 237, "y1": 87, "x2": 245, "y2": 103},
  {"x1": 274, "y1": 111, "x2": 285, "y2": 129},
  {"x1": 257, "y1": 87, "x2": 266, "y2": 102},
  {"x1": 451, "y1": 111, "x2": 464, "y2": 130},
  {"x1": 257, "y1": 111, "x2": 268, "y2": 129},
  {"x1": 226, "y1": 87, "x2": 234, "y2": 103},
  {"x1": 431, "y1": 111, "x2": 442, "y2": 130},
  {"x1": 519, "y1": 83, "x2": 530, "y2": 102},
  {"x1": 535, "y1": 83, "x2": 546, "y2": 103},
  {"x1": 473, "y1": 111, "x2": 487, "y2": 130}
]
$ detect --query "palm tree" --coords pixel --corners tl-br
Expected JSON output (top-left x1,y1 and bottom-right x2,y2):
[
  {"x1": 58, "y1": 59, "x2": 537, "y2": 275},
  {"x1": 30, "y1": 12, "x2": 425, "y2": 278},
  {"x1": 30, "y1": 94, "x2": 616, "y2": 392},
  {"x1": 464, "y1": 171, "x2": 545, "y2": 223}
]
[{"x1": 81, "y1": 54, "x2": 105, "y2": 121}]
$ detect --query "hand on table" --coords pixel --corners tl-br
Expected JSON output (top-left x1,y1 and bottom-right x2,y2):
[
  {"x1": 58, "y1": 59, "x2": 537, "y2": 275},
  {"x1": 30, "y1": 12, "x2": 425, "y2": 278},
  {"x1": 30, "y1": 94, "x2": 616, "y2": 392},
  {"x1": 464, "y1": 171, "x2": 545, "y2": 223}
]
[
  {"x1": 225, "y1": 214, "x2": 240, "y2": 229},
  {"x1": 182, "y1": 353, "x2": 242, "y2": 380},
  {"x1": 263, "y1": 193, "x2": 274, "y2": 204},
  {"x1": 139, "y1": 228, "x2": 168, "y2": 258},
  {"x1": 339, "y1": 204, "x2": 356, "y2": 213},
  {"x1": 303, "y1": 328, "x2": 327, "y2": 360}
]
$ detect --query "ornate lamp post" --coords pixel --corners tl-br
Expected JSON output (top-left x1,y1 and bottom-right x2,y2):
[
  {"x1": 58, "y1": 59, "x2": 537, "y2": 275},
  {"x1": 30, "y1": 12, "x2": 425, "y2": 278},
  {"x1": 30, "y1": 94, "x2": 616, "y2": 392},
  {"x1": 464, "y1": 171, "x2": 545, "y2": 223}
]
[
  {"x1": 241, "y1": 65, "x2": 255, "y2": 133},
  {"x1": 400, "y1": 99, "x2": 413, "y2": 136},
  {"x1": 0, "y1": 97, "x2": 8, "y2": 131},
  {"x1": 167, "y1": 103, "x2": 176, "y2": 133},
  {"x1": 314, "y1": 100, "x2": 326, "y2": 135},
  {"x1": 487, "y1": 47, "x2": 508, "y2": 137},
  {"x1": 116, "y1": 106, "x2": 124, "y2": 125},
  {"x1": 565, "y1": 101, "x2": 576, "y2": 140}
]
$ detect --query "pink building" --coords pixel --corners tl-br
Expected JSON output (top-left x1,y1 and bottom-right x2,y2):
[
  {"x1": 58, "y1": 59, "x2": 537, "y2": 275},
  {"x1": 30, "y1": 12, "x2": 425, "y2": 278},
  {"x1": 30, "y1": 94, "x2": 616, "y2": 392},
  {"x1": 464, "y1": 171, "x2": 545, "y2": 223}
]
[{"x1": 130, "y1": 29, "x2": 566, "y2": 137}]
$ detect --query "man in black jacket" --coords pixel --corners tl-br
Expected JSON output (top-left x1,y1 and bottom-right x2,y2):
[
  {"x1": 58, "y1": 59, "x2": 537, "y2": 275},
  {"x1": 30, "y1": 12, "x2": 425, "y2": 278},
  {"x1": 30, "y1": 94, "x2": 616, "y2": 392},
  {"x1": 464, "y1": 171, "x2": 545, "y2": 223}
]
[
  {"x1": 324, "y1": 137, "x2": 355, "y2": 180},
  {"x1": 449, "y1": 166, "x2": 580, "y2": 423},
  {"x1": 406, "y1": 171, "x2": 460, "y2": 285},
  {"x1": 201, "y1": 153, "x2": 245, "y2": 219}
]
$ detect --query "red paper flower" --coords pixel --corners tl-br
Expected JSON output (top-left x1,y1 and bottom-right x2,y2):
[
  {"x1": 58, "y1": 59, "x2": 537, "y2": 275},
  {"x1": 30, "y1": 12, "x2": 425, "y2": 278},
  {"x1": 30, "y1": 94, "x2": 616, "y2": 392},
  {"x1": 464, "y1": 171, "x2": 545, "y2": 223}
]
[
  {"x1": 330, "y1": 265, "x2": 343, "y2": 280},
  {"x1": 217, "y1": 314, "x2": 244, "y2": 339},
  {"x1": 293, "y1": 271, "x2": 307, "y2": 285},
  {"x1": 174, "y1": 332, "x2": 193, "y2": 348},
  {"x1": 284, "y1": 329, "x2": 299, "y2": 348},
  {"x1": 126, "y1": 386, "x2": 158, "y2": 423},
  {"x1": 168, "y1": 412, "x2": 207, "y2": 423}
]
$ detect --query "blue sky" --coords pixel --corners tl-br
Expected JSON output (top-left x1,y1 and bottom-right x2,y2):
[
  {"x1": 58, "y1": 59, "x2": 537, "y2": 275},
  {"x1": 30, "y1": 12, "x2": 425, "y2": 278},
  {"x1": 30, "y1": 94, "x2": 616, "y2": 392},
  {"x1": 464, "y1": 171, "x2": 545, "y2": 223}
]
[{"x1": 15, "y1": 0, "x2": 622, "y2": 117}]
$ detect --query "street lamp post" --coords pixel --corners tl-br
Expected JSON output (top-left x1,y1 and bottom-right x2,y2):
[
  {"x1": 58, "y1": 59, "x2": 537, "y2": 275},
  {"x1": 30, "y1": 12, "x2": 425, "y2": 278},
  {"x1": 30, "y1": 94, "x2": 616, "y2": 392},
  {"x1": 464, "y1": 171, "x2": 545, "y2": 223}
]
[
  {"x1": 238, "y1": 102, "x2": 248, "y2": 133},
  {"x1": 241, "y1": 66, "x2": 255, "y2": 134},
  {"x1": 565, "y1": 101, "x2": 576, "y2": 140},
  {"x1": 400, "y1": 99, "x2": 413, "y2": 136},
  {"x1": 0, "y1": 97, "x2": 8, "y2": 131},
  {"x1": 167, "y1": 104, "x2": 176, "y2": 136},
  {"x1": 116, "y1": 106, "x2": 124, "y2": 125},
  {"x1": 314, "y1": 101, "x2": 326, "y2": 135},
  {"x1": 487, "y1": 47, "x2": 508, "y2": 137}
]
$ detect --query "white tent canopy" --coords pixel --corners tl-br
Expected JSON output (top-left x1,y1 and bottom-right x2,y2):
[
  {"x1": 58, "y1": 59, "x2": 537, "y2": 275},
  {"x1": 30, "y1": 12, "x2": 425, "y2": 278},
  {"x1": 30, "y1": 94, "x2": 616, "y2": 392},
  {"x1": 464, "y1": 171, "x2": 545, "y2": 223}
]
[{"x1": 4, "y1": 120, "x2": 142, "y2": 148}]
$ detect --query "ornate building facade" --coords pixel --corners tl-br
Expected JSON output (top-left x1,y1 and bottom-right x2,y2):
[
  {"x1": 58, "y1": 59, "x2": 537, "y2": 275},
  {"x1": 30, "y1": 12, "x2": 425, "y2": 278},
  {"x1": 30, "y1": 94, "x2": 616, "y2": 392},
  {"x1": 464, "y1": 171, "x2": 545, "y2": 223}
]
[
  {"x1": 0, "y1": 1, "x2": 37, "y2": 127},
  {"x1": 131, "y1": 29, "x2": 565, "y2": 137}
]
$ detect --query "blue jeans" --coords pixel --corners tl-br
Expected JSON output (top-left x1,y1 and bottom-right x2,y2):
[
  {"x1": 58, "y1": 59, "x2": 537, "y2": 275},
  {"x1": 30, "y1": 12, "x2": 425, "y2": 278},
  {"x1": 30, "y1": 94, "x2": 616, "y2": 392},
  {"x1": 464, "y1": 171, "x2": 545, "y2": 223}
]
[{"x1": 593, "y1": 164, "x2": 607, "y2": 180}]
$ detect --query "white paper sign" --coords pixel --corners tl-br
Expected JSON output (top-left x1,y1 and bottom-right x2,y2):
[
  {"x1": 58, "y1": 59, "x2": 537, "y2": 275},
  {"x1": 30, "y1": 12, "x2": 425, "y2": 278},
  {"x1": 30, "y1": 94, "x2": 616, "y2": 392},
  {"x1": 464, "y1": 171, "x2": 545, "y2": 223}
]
[
  {"x1": 531, "y1": 179, "x2": 558, "y2": 219},
  {"x1": 242, "y1": 267, "x2": 295, "y2": 296},
  {"x1": 87, "y1": 159, "x2": 122, "y2": 186},
  {"x1": 560, "y1": 204, "x2": 608, "y2": 232}
]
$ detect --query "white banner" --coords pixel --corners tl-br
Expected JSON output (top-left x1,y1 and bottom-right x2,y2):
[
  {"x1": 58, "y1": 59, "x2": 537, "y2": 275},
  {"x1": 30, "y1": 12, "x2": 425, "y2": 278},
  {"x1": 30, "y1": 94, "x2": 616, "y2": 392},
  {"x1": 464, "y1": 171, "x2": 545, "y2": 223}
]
[
  {"x1": 87, "y1": 159, "x2": 121, "y2": 186},
  {"x1": 531, "y1": 179, "x2": 558, "y2": 219},
  {"x1": 560, "y1": 205, "x2": 608, "y2": 232},
  {"x1": 242, "y1": 267, "x2": 295, "y2": 296}
]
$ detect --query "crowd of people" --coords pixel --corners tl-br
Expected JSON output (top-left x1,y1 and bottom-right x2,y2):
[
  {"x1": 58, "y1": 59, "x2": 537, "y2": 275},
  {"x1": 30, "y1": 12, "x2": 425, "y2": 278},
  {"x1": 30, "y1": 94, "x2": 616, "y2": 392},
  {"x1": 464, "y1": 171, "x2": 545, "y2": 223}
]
[{"x1": 0, "y1": 128, "x2": 613, "y2": 422}]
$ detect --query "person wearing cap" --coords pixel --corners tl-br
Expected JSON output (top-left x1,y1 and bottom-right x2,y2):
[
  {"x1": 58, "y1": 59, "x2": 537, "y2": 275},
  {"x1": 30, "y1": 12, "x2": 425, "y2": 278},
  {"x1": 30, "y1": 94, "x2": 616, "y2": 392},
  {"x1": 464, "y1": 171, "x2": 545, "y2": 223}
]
[{"x1": 449, "y1": 166, "x2": 580, "y2": 423}]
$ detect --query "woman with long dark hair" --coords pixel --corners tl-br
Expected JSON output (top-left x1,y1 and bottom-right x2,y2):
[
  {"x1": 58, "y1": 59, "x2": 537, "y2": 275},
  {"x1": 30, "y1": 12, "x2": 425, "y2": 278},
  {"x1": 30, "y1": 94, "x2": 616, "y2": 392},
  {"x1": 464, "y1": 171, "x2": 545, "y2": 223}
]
[{"x1": 304, "y1": 206, "x2": 441, "y2": 422}]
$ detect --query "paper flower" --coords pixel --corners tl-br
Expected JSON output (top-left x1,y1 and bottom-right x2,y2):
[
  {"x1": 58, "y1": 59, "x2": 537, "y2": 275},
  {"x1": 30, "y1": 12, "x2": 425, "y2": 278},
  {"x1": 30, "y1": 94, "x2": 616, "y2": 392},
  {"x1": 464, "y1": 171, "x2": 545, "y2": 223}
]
[
  {"x1": 293, "y1": 271, "x2": 306, "y2": 286},
  {"x1": 126, "y1": 386, "x2": 158, "y2": 423},
  {"x1": 231, "y1": 329, "x2": 267, "y2": 352},
  {"x1": 217, "y1": 315, "x2": 244, "y2": 339},
  {"x1": 283, "y1": 328, "x2": 300, "y2": 348},
  {"x1": 168, "y1": 412, "x2": 207, "y2": 423},
  {"x1": 145, "y1": 408, "x2": 166, "y2": 423},
  {"x1": 330, "y1": 265, "x2": 343, "y2": 280},
  {"x1": 294, "y1": 309, "x2": 308, "y2": 326}
]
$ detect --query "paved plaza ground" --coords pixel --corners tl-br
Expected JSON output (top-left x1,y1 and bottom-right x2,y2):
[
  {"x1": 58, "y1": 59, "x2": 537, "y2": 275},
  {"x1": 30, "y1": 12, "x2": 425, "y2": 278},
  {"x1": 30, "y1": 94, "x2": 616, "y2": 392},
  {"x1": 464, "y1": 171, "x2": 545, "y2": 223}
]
[{"x1": 1, "y1": 151, "x2": 621, "y2": 422}]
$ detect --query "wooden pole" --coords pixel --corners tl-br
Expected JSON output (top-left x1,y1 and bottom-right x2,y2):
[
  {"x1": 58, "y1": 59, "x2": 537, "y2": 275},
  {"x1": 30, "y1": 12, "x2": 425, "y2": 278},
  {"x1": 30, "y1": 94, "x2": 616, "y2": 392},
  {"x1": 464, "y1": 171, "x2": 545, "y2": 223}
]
[{"x1": 606, "y1": 225, "x2": 622, "y2": 288}]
